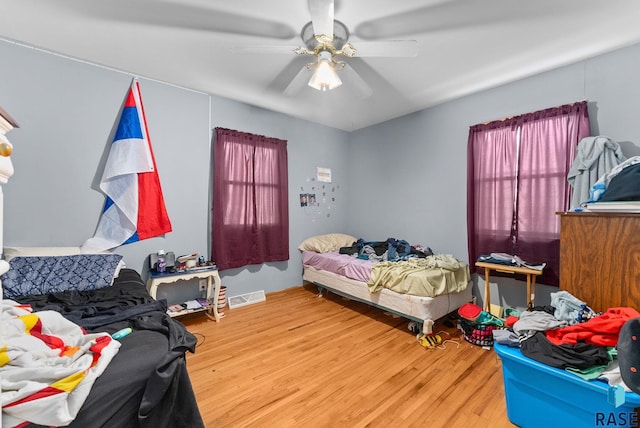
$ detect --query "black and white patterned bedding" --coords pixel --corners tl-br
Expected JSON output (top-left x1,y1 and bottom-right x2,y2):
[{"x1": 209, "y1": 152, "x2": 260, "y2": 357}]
[{"x1": 1, "y1": 254, "x2": 123, "y2": 299}]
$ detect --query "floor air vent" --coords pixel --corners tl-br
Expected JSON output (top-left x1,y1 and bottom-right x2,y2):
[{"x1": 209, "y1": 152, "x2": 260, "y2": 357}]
[{"x1": 227, "y1": 290, "x2": 266, "y2": 309}]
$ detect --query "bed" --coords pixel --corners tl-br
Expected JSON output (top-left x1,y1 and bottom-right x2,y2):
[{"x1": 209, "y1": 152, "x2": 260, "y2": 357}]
[
  {"x1": 0, "y1": 248, "x2": 204, "y2": 428},
  {"x1": 300, "y1": 234, "x2": 473, "y2": 335}
]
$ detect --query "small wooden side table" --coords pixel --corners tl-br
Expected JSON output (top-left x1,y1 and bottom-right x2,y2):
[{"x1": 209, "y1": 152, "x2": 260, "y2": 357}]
[
  {"x1": 147, "y1": 267, "x2": 223, "y2": 322},
  {"x1": 475, "y1": 261, "x2": 544, "y2": 312}
]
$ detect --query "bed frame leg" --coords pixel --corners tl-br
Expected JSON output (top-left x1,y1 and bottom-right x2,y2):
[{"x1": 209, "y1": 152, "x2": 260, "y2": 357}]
[
  {"x1": 316, "y1": 285, "x2": 324, "y2": 298},
  {"x1": 422, "y1": 319, "x2": 434, "y2": 335}
]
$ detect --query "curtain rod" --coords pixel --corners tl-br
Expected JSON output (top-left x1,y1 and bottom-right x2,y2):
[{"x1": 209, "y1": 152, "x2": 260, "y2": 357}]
[
  {"x1": 214, "y1": 127, "x2": 286, "y2": 142},
  {"x1": 481, "y1": 100, "x2": 588, "y2": 125}
]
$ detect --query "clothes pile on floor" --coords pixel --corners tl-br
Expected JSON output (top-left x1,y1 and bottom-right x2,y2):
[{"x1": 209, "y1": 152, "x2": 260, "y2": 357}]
[{"x1": 493, "y1": 290, "x2": 640, "y2": 393}]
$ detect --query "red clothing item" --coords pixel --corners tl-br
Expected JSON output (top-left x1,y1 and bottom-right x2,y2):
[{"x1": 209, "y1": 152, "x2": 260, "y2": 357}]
[
  {"x1": 545, "y1": 307, "x2": 640, "y2": 347},
  {"x1": 506, "y1": 315, "x2": 519, "y2": 327}
]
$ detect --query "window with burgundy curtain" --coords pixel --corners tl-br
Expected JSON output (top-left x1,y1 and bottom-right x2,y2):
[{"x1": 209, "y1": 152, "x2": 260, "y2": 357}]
[
  {"x1": 212, "y1": 128, "x2": 289, "y2": 270},
  {"x1": 467, "y1": 101, "x2": 590, "y2": 286}
]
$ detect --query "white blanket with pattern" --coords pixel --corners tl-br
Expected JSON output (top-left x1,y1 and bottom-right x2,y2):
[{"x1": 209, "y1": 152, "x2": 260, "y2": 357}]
[{"x1": 1, "y1": 300, "x2": 121, "y2": 427}]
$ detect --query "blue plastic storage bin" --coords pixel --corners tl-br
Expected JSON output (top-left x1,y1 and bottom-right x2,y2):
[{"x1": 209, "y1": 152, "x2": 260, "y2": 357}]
[{"x1": 494, "y1": 342, "x2": 640, "y2": 427}]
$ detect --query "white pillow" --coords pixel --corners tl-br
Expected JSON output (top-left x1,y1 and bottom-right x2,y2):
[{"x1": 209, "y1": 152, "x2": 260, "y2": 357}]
[
  {"x1": 3, "y1": 246, "x2": 126, "y2": 277},
  {"x1": 298, "y1": 234, "x2": 358, "y2": 253}
]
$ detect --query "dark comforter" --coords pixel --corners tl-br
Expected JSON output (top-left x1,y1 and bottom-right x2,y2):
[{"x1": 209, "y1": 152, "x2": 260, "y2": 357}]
[{"x1": 16, "y1": 268, "x2": 204, "y2": 428}]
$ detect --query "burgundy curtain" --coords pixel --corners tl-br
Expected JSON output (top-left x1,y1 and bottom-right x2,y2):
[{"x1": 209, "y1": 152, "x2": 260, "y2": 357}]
[
  {"x1": 212, "y1": 128, "x2": 289, "y2": 270},
  {"x1": 467, "y1": 101, "x2": 590, "y2": 286},
  {"x1": 515, "y1": 103, "x2": 591, "y2": 285},
  {"x1": 467, "y1": 122, "x2": 519, "y2": 273}
]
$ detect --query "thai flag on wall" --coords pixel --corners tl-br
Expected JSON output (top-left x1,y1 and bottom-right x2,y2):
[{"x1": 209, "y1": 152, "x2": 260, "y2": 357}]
[{"x1": 82, "y1": 80, "x2": 172, "y2": 252}]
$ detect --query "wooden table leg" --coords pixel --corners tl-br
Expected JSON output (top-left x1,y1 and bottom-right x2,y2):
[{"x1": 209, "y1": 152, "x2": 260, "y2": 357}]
[
  {"x1": 529, "y1": 275, "x2": 536, "y2": 309},
  {"x1": 205, "y1": 273, "x2": 223, "y2": 322},
  {"x1": 483, "y1": 267, "x2": 491, "y2": 312}
]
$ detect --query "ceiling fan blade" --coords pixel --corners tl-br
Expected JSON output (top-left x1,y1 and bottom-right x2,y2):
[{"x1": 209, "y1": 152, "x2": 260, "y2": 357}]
[
  {"x1": 231, "y1": 45, "x2": 303, "y2": 55},
  {"x1": 340, "y1": 63, "x2": 373, "y2": 99},
  {"x1": 308, "y1": 0, "x2": 335, "y2": 40},
  {"x1": 351, "y1": 40, "x2": 418, "y2": 58},
  {"x1": 283, "y1": 64, "x2": 313, "y2": 96},
  {"x1": 59, "y1": 1, "x2": 296, "y2": 39},
  {"x1": 354, "y1": 0, "x2": 564, "y2": 39},
  {"x1": 267, "y1": 56, "x2": 311, "y2": 93}
]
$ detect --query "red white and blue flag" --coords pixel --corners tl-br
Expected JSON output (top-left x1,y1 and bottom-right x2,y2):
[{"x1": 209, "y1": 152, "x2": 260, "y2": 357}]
[{"x1": 82, "y1": 79, "x2": 172, "y2": 252}]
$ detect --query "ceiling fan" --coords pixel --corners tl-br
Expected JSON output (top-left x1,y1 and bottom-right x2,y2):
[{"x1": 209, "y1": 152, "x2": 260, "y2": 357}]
[{"x1": 234, "y1": 0, "x2": 418, "y2": 98}]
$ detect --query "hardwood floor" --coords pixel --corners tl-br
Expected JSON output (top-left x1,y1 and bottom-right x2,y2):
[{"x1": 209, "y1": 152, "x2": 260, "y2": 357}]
[{"x1": 181, "y1": 284, "x2": 515, "y2": 428}]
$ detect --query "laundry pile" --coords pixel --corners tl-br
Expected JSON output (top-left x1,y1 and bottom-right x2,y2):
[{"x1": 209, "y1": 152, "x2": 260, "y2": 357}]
[
  {"x1": 339, "y1": 237, "x2": 432, "y2": 262},
  {"x1": 493, "y1": 290, "x2": 640, "y2": 394}
]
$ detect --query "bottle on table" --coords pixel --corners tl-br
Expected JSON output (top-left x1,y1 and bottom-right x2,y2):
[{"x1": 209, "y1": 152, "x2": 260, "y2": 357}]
[{"x1": 157, "y1": 250, "x2": 166, "y2": 273}]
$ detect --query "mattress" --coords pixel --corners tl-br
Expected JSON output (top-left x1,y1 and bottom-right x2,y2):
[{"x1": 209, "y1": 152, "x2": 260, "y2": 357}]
[
  {"x1": 303, "y1": 265, "x2": 472, "y2": 324},
  {"x1": 302, "y1": 250, "x2": 375, "y2": 282},
  {"x1": 302, "y1": 250, "x2": 470, "y2": 297}
]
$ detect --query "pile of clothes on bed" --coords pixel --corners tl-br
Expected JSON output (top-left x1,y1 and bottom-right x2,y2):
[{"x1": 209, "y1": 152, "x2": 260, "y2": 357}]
[
  {"x1": 332, "y1": 237, "x2": 469, "y2": 297},
  {"x1": 338, "y1": 237, "x2": 432, "y2": 262}
]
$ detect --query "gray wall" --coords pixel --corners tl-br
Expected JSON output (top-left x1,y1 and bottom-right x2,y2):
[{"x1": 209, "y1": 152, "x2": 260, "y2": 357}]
[
  {"x1": 0, "y1": 41, "x2": 211, "y2": 279},
  {"x1": 207, "y1": 97, "x2": 351, "y2": 297},
  {"x1": 2, "y1": 37, "x2": 640, "y2": 310},
  {"x1": 0, "y1": 39, "x2": 350, "y2": 301},
  {"x1": 348, "y1": 42, "x2": 640, "y2": 311}
]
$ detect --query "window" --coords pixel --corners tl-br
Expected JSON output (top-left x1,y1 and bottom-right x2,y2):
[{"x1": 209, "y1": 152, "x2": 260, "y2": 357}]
[
  {"x1": 211, "y1": 128, "x2": 289, "y2": 270},
  {"x1": 467, "y1": 102, "x2": 590, "y2": 286}
]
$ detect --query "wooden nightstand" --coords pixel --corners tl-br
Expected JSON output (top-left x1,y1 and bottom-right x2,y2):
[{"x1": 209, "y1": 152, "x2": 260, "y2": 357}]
[{"x1": 147, "y1": 267, "x2": 223, "y2": 322}]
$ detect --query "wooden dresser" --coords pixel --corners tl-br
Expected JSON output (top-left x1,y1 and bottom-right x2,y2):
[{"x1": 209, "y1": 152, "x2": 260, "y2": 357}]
[{"x1": 558, "y1": 211, "x2": 640, "y2": 312}]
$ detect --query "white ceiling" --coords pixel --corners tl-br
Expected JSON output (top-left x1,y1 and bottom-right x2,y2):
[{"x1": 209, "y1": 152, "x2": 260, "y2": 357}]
[{"x1": 2, "y1": 0, "x2": 640, "y2": 131}]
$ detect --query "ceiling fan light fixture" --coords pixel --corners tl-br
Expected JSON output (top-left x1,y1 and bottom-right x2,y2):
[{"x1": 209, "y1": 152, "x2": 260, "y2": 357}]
[
  {"x1": 308, "y1": 50, "x2": 342, "y2": 91},
  {"x1": 301, "y1": 20, "x2": 349, "y2": 51}
]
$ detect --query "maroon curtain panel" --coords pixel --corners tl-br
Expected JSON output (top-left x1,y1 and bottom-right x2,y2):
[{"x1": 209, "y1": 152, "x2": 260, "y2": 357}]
[
  {"x1": 467, "y1": 121, "x2": 518, "y2": 272},
  {"x1": 467, "y1": 101, "x2": 590, "y2": 286},
  {"x1": 212, "y1": 128, "x2": 289, "y2": 270}
]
